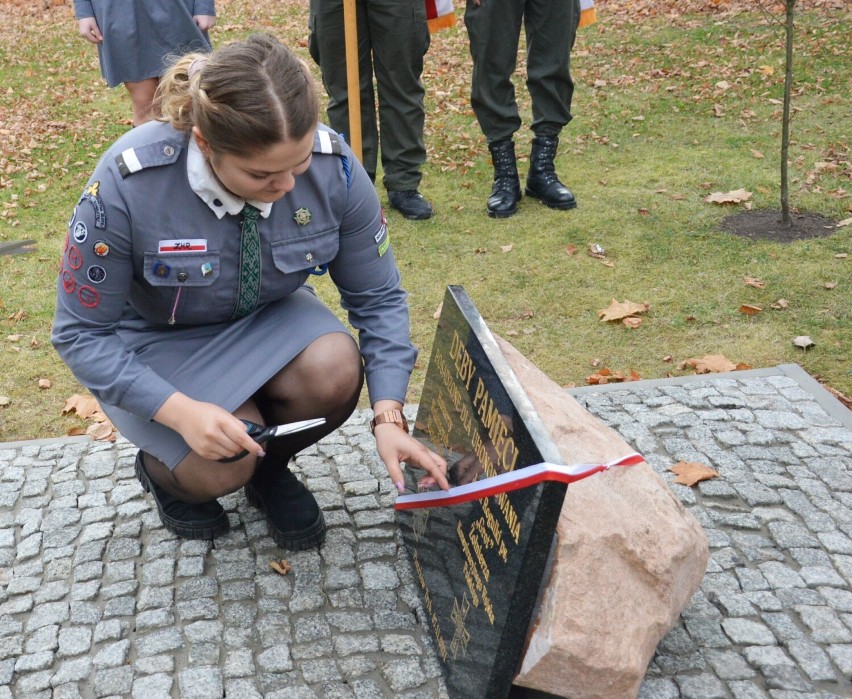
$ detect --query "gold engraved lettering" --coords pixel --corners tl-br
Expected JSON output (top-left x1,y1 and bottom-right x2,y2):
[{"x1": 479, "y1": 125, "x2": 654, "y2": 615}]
[
  {"x1": 470, "y1": 529, "x2": 490, "y2": 582},
  {"x1": 457, "y1": 521, "x2": 483, "y2": 602},
  {"x1": 471, "y1": 378, "x2": 520, "y2": 474},
  {"x1": 449, "y1": 331, "x2": 477, "y2": 391},
  {"x1": 413, "y1": 551, "x2": 447, "y2": 660},
  {"x1": 498, "y1": 490, "x2": 521, "y2": 544}
]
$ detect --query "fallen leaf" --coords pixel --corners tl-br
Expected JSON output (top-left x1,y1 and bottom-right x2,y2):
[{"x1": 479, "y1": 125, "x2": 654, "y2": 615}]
[
  {"x1": 670, "y1": 461, "x2": 720, "y2": 486},
  {"x1": 598, "y1": 299, "x2": 649, "y2": 323},
  {"x1": 751, "y1": 149, "x2": 765, "y2": 159},
  {"x1": 770, "y1": 298, "x2": 789, "y2": 310},
  {"x1": 704, "y1": 188, "x2": 752, "y2": 204},
  {"x1": 622, "y1": 316, "x2": 643, "y2": 329},
  {"x1": 38, "y1": 378, "x2": 51, "y2": 389},
  {"x1": 590, "y1": 357, "x2": 601, "y2": 368},
  {"x1": 739, "y1": 304, "x2": 763, "y2": 315},
  {"x1": 474, "y1": 247, "x2": 487, "y2": 254},
  {"x1": 565, "y1": 244, "x2": 578, "y2": 256},
  {"x1": 824, "y1": 281, "x2": 837, "y2": 289},
  {"x1": 62, "y1": 394, "x2": 104, "y2": 420},
  {"x1": 837, "y1": 217, "x2": 852, "y2": 228},
  {"x1": 500, "y1": 244, "x2": 513, "y2": 253},
  {"x1": 792, "y1": 335, "x2": 815, "y2": 350},
  {"x1": 432, "y1": 302, "x2": 442, "y2": 320},
  {"x1": 681, "y1": 354, "x2": 738, "y2": 374},
  {"x1": 66, "y1": 427, "x2": 87, "y2": 436},
  {"x1": 0, "y1": 396, "x2": 9, "y2": 407},
  {"x1": 587, "y1": 243, "x2": 606, "y2": 259},
  {"x1": 834, "y1": 253, "x2": 848, "y2": 258},
  {"x1": 744, "y1": 277, "x2": 766, "y2": 289},
  {"x1": 662, "y1": 355, "x2": 673, "y2": 363},
  {"x1": 86, "y1": 421, "x2": 116, "y2": 442},
  {"x1": 758, "y1": 65, "x2": 775, "y2": 76},
  {"x1": 8, "y1": 309, "x2": 27, "y2": 322},
  {"x1": 6, "y1": 334, "x2": 20, "y2": 342},
  {"x1": 269, "y1": 559, "x2": 291, "y2": 576}
]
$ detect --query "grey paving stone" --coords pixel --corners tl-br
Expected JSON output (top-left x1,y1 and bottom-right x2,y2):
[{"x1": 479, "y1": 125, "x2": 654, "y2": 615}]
[{"x1": 177, "y1": 667, "x2": 223, "y2": 699}]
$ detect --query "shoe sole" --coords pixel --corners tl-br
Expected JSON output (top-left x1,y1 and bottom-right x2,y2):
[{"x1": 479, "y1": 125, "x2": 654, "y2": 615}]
[
  {"x1": 487, "y1": 207, "x2": 517, "y2": 218},
  {"x1": 524, "y1": 189, "x2": 578, "y2": 210},
  {"x1": 135, "y1": 454, "x2": 230, "y2": 540},
  {"x1": 244, "y1": 481, "x2": 327, "y2": 551}
]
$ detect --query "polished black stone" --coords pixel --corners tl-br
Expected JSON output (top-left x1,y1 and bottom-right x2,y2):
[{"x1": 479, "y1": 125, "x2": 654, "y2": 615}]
[{"x1": 397, "y1": 286, "x2": 568, "y2": 699}]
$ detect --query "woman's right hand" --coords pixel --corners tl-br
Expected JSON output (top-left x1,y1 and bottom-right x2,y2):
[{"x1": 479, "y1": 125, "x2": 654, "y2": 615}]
[
  {"x1": 154, "y1": 393, "x2": 263, "y2": 462},
  {"x1": 77, "y1": 18, "x2": 103, "y2": 44}
]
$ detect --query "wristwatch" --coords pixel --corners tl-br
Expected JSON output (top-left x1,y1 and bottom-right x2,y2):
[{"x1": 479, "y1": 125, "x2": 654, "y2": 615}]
[{"x1": 370, "y1": 409, "x2": 408, "y2": 434}]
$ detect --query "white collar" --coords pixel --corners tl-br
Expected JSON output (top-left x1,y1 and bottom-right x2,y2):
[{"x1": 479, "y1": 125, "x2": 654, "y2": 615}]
[{"x1": 186, "y1": 136, "x2": 274, "y2": 220}]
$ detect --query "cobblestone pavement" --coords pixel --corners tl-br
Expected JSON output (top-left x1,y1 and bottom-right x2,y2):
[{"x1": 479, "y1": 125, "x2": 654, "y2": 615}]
[{"x1": 0, "y1": 363, "x2": 850, "y2": 698}]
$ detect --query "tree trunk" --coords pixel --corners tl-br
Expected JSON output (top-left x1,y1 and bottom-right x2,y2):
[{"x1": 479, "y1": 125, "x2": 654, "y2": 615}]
[{"x1": 780, "y1": 0, "x2": 796, "y2": 225}]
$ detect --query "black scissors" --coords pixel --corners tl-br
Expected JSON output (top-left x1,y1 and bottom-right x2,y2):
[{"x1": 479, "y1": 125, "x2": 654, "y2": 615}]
[
  {"x1": 218, "y1": 417, "x2": 326, "y2": 462},
  {"x1": 0, "y1": 240, "x2": 36, "y2": 256}
]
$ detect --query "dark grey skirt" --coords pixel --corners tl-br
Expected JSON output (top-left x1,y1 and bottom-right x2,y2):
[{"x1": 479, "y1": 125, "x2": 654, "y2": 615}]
[
  {"x1": 91, "y1": 0, "x2": 212, "y2": 87},
  {"x1": 104, "y1": 287, "x2": 349, "y2": 468}
]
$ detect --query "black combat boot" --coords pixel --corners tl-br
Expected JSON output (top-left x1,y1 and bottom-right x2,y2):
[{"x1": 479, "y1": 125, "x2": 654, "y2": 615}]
[
  {"x1": 486, "y1": 139, "x2": 522, "y2": 218},
  {"x1": 525, "y1": 135, "x2": 577, "y2": 210},
  {"x1": 244, "y1": 458, "x2": 326, "y2": 551}
]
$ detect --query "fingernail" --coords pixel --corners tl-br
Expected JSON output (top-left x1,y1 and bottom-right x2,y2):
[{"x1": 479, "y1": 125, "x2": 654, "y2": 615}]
[
  {"x1": 395, "y1": 481, "x2": 405, "y2": 494},
  {"x1": 257, "y1": 449, "x2": 266, "y2": 458}
]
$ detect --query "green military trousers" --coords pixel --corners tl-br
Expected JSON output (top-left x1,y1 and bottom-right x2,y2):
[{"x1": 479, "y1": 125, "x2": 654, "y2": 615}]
[
  {"x1": 309, "y1": 0, "x2": 430, "y2": 191},
  {"x1": 464, "y1": 0, "x2": 580, "y2": 143}
]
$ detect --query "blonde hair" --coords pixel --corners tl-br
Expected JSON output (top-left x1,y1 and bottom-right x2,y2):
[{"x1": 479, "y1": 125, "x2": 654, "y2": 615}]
[{"x1": 156, "y1": 34, "x2": 319, "y2": 154}]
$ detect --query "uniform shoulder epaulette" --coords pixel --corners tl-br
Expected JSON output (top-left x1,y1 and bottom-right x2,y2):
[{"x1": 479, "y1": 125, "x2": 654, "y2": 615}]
[
  {"x1": 115, "y1": 140, "x2": 183, "y2": 178},
  {"x1": 313, "y1": 129, "x2": 343, "y2": 156}
]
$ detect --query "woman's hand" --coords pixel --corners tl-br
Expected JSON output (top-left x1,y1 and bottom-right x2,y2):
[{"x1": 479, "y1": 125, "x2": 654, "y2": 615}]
[
  {"x1": 154, "y1": 393, "x2": 262, "y2": 462},
  {"x1": 375, "y1": 423, "x2": 449, "y2": 494},
  {"x1": 193, "y1": 15, "x2": 216, "y2": 32},
  {"x1": 77, "y1": 17, "x2": 103, "y2": 44}
]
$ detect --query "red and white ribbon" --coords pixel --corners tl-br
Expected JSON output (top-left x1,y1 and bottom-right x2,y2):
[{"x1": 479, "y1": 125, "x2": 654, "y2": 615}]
[{"x1": 394, "y1": 452, "x2": 643, "y2": 511}]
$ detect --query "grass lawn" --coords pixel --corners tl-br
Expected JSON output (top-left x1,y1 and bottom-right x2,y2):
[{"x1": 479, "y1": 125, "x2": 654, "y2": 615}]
[{"x1": 0, "y1": 0, "x2": 849, "y2": 441}]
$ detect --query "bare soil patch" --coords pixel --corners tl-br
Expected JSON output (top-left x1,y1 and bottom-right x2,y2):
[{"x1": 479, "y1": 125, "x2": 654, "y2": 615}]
[{"x1": 721, "y1": 210, "x2": 840, "y2": 243}]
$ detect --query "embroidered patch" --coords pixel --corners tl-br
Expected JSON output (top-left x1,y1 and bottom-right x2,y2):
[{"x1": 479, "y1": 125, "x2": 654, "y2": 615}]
[
  {"x1": 61, "y1": 269, "x2": 76, "y2": 294},
  {"x1": 293, "y1": 207, "x2": 312, "y2": 226},
  {"x1": 378, "y1": 236, "x2": 390, "y2": 257},
  {"x1": 93, "y1": 240, "x2": 110, "y2": 257},
  {"x1": 78, "y1": 285, "x2": 100, "y2": 308},
  {"x1": 67, "y1": 245, "x2": 83, "y2": 270},
  {"x1": 158, "y1": 239, "x2": 207, "y2": 252},
  {"x1": 73, "y1": 221, "x2": 88, "y2": 244},
  {"x1": 87, "y1": 265, "x2": 106, "y2": 284},
  {"x1": 79, "y1": 181, "x2": 107, "y2": 229}
]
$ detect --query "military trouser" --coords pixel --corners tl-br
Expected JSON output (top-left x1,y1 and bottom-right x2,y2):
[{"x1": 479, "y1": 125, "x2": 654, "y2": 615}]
[
  {"x1": 464, "y1": 0, "x2": 580, "y2": 143},
  {"x1": 309, "y1": 0, "x2": 430, "y2": 191}
]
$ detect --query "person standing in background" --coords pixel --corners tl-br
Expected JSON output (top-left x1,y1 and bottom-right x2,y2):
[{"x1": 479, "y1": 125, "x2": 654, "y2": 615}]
[
  {"x1": 308, "y1": 0, "x2": 435, "y2": 220},
  {"x1": 74, "y1": 0, "x2": 216, "y2": 127},
  {"x1": 465, "y1": 0, "x2": 593, "y2": 217}
]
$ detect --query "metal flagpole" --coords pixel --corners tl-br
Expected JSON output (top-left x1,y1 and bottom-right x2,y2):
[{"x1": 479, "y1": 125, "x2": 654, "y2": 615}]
[{"x1": 342, "y1": 0, "x2": 363, "y2": 161}]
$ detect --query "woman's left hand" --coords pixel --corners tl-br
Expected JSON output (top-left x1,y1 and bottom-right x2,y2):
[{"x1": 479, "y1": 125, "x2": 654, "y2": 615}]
[
  {"x1": 193, "y1": 15, "x2": 216, "y2": 32},
  {"x1": 375, "y1": 423, "x2": 449, "y2": 494}
]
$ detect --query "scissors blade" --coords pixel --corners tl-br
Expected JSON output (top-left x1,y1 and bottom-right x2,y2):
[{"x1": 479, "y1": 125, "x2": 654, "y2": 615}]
[{"x1": 269, "y1": 418, "x2": 326, "y2": 437}]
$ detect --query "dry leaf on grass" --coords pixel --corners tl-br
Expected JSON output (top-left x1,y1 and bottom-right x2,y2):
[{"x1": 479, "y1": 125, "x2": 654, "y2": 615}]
[
  {"x1": 622, "y1": 316, "x2": 643, "y2": 329},
  {"x1": 704, "y1": 188, "x2": 752, "y2": 205},
  {"x1": 38, "y1": 378, "x2": 51, "y2": 389},
  {"x1": 739, "y1": 304, "x2": 763, "y2": 315},
  {"x1": 744, "y1": 277, "x2": 766, "y2": 288},
  {"x1": 86, "y1": 422, "x2": 116, "y2": 442},
  {"x1": 598, "y1": 299, "x2": 649, "y2": 323},
  {"x1": 432, "y1": 302, "x2": 442, "y2": 320},
  {"x1": 770, "y1": 299, "x2": 789, "y2": 310},
  {"x1": 836, "y1": 217, "x2": 852, "y2": 228},
  {"x1": 792, "y1": 335, "x2": 815, "y2": 350},
  {"x1": 586, "y1": 368, "x2": 641, "y2": 385},
  {"x1": 62, "y1": 394, "x2": 106, "y2": 421},
  {"x1": 565, "y1": 244, "x2": 578, "y2": 256},
  {"x1": 0, "y1": 396, "x2": 10, "y2": 407},
  {"x1": 824, "y1": 281, "x2": 837, "y2": 290},
  {"x1": 680, "y1": 354, "x2": 737, "y2": 374},
  {"x1": 500, "y1": 244, "x2": 513, "y2": 253},
  {"x1": 670, "y1": 461, "x2": 719, "y2": 486}
]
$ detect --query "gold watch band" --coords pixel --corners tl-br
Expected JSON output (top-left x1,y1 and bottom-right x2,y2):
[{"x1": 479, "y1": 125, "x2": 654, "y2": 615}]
[{"x1": 370, "y1": 409, "x2": 408, "y2": 434}]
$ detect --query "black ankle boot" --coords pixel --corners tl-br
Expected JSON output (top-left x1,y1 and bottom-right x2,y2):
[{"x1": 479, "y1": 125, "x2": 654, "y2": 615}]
[
  {"x1": 486, "y1": 139, "x2": 522, "y2": 218},
  {"x1": 244, "y1": 460, "x2": 326, "y2": 551},
  {"x1": 525, "y1": 136, "x2": 577, "y2": 210},
  {"x1": 135, "y1": 452, "x2": 230, "y2": 540}
]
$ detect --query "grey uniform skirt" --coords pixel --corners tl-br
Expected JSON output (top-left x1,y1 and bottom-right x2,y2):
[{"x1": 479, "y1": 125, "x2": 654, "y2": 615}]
[
  {"x1": 90, "y1": 0, "x2": 212, "y2": 87},
  {"x1": 105, "y1": 287, "x2": 349, "y2": 469}
]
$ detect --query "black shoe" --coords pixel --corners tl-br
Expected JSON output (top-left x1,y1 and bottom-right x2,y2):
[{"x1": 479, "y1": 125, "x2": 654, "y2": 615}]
[
  {"x1": 387, "y1": 190, "x2": 434, "y2": 220},
  {"x1": 244, "y1": 463, "x2": 326, "y2": 551},
  {"x1": 135, "y1": 451, "x2": 230, "y2": 540},
  {"x1": 487, "y1": 139, "x2": 522, "y2": 218},
  {"x1": 525, "y1": 135, "x2": 577, "y2": 210}
]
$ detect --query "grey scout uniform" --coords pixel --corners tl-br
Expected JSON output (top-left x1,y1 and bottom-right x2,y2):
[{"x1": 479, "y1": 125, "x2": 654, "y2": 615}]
[
  {"x1": 464, "y1": 0, "x2": 580, "y2": 143},
  {"x1": 52, "y1": 121, "x2": 417, "y2": 469},
  {"x1": 308, "y1": 0, "x2": 430, "y2": 191},
  {"x1": 74, "y1": 0, "x2": 214, "y2": 87}
]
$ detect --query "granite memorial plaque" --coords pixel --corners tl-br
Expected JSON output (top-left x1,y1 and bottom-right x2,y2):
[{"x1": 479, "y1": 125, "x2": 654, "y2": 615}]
[{"x1": 397, "y1": 286, "x2": 569, "y2": 699}]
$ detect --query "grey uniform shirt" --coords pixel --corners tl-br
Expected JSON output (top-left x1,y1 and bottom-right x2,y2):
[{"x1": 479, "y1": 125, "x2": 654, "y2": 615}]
[{"x1": 52, "y1": 121, "x2": 416, "y2": 425}]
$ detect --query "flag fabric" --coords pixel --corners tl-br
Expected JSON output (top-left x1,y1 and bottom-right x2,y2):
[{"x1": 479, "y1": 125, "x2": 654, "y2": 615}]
[
  {"x1": 425, "y1": 0, "x2": 455, "y2": 33},
  {"x1": 580, "y1": 0, "x2": 597, "y2": 27}
]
